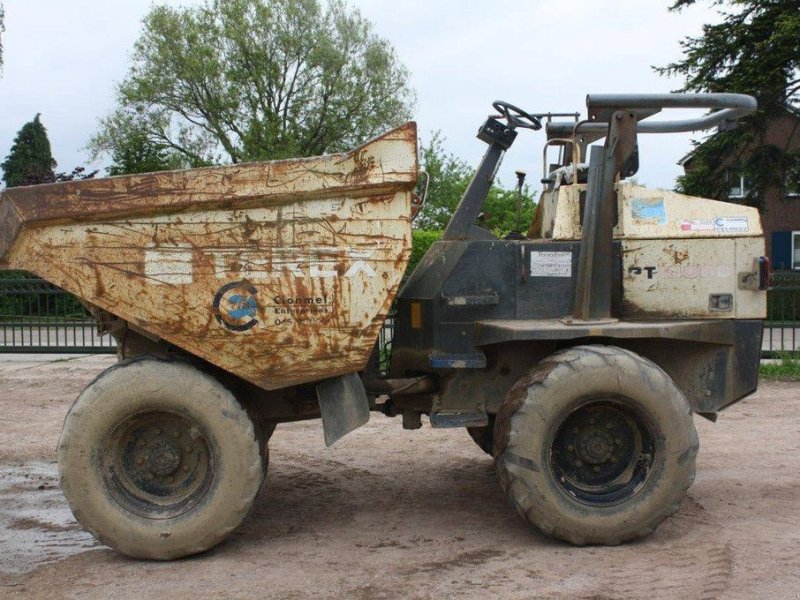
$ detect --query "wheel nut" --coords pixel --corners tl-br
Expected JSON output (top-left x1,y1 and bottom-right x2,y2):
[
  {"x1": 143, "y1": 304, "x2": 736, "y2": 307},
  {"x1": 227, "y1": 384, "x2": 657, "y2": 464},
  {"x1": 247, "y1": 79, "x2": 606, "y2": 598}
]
[
  {"x1": 575, "y1": 460, "x2": 583, "y2": 467},
  {"x1": 136, "y1": 458, "x2": 144, "y2": 466},
  {"x1": 593, "y1": 466, "x2": 601, "y2": 472},
  {"x1": 185, "y1": 446, "x2": 193, "y2": 453},
  {"x1": 567, "y1": 445, "x2": 574, "y2": 452},
  {"x1": 606, "y1": 422, "x2": 613, "y2": 429},
  {"x1": 615, "y1": 438, "x2": 622, "y2": 445}
]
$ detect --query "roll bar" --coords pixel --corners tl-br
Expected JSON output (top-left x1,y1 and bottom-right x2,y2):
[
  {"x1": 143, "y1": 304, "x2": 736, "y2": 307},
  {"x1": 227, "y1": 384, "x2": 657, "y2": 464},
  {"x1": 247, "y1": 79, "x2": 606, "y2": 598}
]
[
  {"x1": 565, "y1": 92, "x2": 757, "y2": 322},
  {"x1": 547, "y1": 93, "x2": 757, "y2": 137}
]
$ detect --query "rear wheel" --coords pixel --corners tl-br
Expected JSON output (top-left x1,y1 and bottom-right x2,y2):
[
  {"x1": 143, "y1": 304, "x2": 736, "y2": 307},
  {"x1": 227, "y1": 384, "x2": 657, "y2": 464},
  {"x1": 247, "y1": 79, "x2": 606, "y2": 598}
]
[
  {"x1": 494, "y1": 345, "x2": 698, "y2": 545},
  {"x1": 58, "y1": 356, "x2": 265, "y2": 559}
]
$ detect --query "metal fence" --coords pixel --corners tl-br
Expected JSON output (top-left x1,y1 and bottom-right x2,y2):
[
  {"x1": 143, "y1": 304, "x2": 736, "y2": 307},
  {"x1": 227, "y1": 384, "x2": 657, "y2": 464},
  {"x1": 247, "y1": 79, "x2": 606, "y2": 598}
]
[
  {"x1": 762, "y1": 272, "x2": 800, "y2": 357},
  {"x1": 1, "y1": 273, "x2": 799, "y2": 357},
  {"x1": 0, "y1": 275, "x2": 116, "y2": 353}
]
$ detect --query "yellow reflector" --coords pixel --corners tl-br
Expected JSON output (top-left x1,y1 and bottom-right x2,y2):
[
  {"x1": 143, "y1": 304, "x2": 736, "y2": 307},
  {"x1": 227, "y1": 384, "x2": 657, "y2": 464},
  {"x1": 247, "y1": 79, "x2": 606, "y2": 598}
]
[{"x1": 410, "y1": 302, "x2": 422, "y2": 329}]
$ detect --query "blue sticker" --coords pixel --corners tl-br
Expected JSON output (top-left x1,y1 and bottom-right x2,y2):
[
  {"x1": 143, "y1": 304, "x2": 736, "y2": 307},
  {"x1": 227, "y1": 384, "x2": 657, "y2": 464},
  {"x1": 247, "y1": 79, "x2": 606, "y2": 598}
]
[
  {"x1": 630, "y1": 198, "x2": 667, "y2": 225},
  {"x1": 225, "y1": 294, "x2": 257, "y2": 320},
  {"x1": 213, "y1": 281, "x2": 259, "y2": 332}
]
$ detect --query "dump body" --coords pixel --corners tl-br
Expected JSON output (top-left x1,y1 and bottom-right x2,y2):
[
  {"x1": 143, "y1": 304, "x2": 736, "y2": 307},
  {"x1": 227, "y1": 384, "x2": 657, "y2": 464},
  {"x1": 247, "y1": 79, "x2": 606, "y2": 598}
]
[{"x1": 0, "y1": 123, "x2": 418, "y2": 390}]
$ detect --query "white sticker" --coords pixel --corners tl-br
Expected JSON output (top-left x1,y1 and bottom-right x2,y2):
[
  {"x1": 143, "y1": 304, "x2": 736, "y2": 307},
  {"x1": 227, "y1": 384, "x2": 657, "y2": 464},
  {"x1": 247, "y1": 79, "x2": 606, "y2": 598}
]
[
  {"x1": 679, "y1": 219, "x2": 714, "y2": 232},
  {"x1": 679, "y1": 216, "x2": 748, "y2": 233},
  {"x1": 530, "y1": 251, "x2": 572, "y2": 277},
  {"x1": 713, "y1": 216, "x2": 748, "y2": 232}
]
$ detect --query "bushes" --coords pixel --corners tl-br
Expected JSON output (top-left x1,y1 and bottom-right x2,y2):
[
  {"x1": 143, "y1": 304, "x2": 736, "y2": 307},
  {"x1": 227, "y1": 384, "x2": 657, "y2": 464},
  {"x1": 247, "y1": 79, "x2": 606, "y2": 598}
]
[{"x1": 407, "y1": 230, "x2": 442, "y2": 277}]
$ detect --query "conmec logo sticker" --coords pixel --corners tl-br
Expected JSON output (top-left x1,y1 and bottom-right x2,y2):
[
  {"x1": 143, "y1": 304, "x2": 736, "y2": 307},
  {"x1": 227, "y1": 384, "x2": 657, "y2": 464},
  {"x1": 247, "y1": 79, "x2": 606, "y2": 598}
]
[{"x1": 213, "y1": 281, "x2": 259, "y2": 332}]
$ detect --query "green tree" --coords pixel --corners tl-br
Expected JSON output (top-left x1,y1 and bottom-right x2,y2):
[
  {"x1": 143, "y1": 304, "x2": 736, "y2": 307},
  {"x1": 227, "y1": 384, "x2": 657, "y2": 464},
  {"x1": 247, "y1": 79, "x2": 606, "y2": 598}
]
[
  {"x1": 54, "y1": 166, "x2": 98, "y2": 182},
  {"x1": 105, "y1": 128, "x2": 178, "y2": 176},
  {"x1": 657, "y1": 0, "x2": 800, "y2": 206},
  {"x1": 414, "y1": 131, "x2": 472, "y2": 230},
  {"x1": 416, "y1": 131, "x2": 536, "y2": 235},
  {"x1": 90, "y1": 0, "x2": 414, "y2": 168},
  {"x1": 1, "y1": 114, "x2": 56, "y2": 187},
  {"x1": 408, "y1": 229, "x2": 442, "y2": 275}
]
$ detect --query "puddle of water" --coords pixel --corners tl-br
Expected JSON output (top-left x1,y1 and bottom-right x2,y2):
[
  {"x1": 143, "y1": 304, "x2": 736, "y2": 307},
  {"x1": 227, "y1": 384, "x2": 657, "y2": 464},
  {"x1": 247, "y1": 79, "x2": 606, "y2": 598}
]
[{"x1": 0, "y1": 462, "x2": 98, "y2": 575}]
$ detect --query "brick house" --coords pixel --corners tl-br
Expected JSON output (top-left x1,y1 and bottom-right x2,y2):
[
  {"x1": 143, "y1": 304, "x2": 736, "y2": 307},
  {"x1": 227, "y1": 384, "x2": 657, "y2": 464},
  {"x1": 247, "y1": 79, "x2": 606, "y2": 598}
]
[{"x1": 679, "y1": 108, "x2": 800, "y2": 271}]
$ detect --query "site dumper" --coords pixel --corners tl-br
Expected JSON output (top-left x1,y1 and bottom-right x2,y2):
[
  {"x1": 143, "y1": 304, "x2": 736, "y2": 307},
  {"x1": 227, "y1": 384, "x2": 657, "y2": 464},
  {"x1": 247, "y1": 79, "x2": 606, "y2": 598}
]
[{"x1": 0, "y1": 93, "x2": 767, "y2": 558}]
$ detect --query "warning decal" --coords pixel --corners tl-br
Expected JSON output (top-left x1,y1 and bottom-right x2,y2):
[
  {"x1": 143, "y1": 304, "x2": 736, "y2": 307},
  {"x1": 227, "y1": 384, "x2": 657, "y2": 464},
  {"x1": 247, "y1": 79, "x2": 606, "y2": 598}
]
[{"x1": 530, "y1": 251, "x2": 572, "y2": 277}]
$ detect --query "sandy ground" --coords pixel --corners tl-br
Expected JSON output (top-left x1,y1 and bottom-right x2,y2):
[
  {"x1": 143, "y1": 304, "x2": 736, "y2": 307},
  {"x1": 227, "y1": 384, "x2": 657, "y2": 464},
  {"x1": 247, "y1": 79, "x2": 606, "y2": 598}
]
[{"x1": 0, "y1": 355, "x2": 798, "y2": 600}]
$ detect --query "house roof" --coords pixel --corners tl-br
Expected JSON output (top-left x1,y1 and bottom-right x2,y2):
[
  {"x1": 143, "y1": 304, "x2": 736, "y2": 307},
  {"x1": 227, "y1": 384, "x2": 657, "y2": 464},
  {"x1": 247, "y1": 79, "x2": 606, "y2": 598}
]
[{"x1": 676, "y1": 103, "x2": 800, "y2": 168}]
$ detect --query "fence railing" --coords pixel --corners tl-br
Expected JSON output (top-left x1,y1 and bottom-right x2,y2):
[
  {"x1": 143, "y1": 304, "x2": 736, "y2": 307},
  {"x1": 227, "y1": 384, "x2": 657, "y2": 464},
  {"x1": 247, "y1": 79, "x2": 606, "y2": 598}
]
[
  {"x1": 1, "y1": 273, "x2": 799, "y2": 357},
  {"x1": 762, "y1": 272, "x2": 800, "y2": 357},
  {"x1": 0, "y1": 275, "x2": 116, "y2": 354}
]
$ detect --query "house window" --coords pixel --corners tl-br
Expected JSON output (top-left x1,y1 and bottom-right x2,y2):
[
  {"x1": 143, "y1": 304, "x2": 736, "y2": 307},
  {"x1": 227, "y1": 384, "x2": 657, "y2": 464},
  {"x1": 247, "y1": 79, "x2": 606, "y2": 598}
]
[
  {"x1": 728, "y1": 170, "x2": 751, "y2": 198},
  {"x1": 771, "y1": 231, "x2": 799, "y2": 271},
  {"x1": 787, "y1": 176, "x2": 800, "y2": 198},
  {"x1": 793, "y1": 232, "x2": 800, "y2": 270},
  {"x1": 786, "y1": 159, "x2": 800, "y2": 197}
]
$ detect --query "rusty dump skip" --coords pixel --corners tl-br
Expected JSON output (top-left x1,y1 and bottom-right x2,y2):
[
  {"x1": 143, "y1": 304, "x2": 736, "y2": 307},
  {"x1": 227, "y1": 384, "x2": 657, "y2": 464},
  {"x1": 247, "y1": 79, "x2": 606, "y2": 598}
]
[{"x1": 0, "y1": 123, "x2": 418, "y2": 390}]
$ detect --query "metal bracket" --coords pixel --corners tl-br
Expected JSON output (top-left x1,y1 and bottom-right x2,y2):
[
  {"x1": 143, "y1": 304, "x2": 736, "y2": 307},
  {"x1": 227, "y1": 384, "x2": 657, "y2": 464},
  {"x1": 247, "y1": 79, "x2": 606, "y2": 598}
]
[
  {"x1": 572, "y1": 111, "x2": 638, "y2": 320},
  {"x1": 430, "y1": 392, "x2": 488, "y2": 428}
]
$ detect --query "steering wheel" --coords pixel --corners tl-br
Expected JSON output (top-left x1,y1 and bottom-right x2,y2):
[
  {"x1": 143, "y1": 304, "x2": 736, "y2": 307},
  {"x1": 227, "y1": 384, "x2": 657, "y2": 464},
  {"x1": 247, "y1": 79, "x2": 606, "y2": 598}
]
[{"x1": 492, "y1": 100, "x2": 542, "y2": 131}]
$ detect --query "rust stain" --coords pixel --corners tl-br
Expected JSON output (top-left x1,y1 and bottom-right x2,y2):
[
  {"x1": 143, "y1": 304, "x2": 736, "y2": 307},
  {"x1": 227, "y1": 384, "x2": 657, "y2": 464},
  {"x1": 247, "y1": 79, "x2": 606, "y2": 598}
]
[{"x1": 673, "y1": 249, "x2": 689, "y2": 264}]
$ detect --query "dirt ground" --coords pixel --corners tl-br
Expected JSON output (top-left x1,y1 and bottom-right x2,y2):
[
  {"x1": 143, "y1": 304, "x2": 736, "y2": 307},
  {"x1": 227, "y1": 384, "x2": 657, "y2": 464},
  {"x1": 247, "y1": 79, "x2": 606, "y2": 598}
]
[{"x1": 0, "y1": 355, "x2": 798, "y2": 600}]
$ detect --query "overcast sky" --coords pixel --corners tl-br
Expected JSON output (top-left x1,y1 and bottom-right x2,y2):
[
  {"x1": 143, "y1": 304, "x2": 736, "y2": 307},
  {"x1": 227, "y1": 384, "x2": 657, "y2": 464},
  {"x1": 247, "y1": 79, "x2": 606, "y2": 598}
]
[{"x1": 0, "y1": 0, "x2": 721, "y2": 190}]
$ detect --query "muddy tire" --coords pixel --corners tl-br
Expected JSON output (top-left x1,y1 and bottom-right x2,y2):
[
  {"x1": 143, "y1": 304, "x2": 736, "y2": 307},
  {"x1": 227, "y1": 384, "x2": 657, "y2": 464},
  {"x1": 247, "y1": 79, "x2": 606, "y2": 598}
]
[
  {"x1": 58, "y1": 356, "x2": 265, "y2": 559},
  {"x1": 494, "y1": 345, "x2": 698, "y2": 545},
  {"x1": 467, "y1": 415, "x2": 495, "y2": 455}
]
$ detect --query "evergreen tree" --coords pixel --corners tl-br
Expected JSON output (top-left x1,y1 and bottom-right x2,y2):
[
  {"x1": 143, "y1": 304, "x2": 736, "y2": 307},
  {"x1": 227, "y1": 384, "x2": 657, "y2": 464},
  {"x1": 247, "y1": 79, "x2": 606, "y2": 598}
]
[
  {"x1": 656, "y1": 0, "x2": 800, "y2": 206},
  {"x1": 1, "y1": 114, "x2": 57, "y2": 187}
]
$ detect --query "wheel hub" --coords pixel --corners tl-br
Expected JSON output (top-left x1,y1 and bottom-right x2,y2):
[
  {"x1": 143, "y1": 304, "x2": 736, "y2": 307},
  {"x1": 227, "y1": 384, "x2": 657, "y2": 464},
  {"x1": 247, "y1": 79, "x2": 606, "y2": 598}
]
[
  {"x1": 549, "y1": 398, "x2": 655, "y2": 506},
  {"x1": 577, "y1": 429, "x2": 614, "y2": 464},
  {"x1": 147, "y1": 440, "x2": 182, "y2": 476},
  {"x1": 102, "y1": 411, "x2": 213, "y2": 519}
]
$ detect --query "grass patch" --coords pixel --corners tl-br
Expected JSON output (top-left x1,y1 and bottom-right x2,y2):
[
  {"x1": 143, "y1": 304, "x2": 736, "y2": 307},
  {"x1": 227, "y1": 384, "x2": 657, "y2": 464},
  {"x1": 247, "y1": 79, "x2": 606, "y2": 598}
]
[{"x1": 760, "y1": 354, "x2": 800, "y2": 380}]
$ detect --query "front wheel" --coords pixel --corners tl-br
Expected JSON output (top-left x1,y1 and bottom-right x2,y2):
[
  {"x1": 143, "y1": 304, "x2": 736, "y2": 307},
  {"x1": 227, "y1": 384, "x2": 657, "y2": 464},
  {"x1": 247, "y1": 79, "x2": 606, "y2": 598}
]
[
  {"x1": 58, "y1": 356, "x2": 266, "y2": 559},
  {"x1": 494, "y1": 345, "x2": 698, "y2": 545}
]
